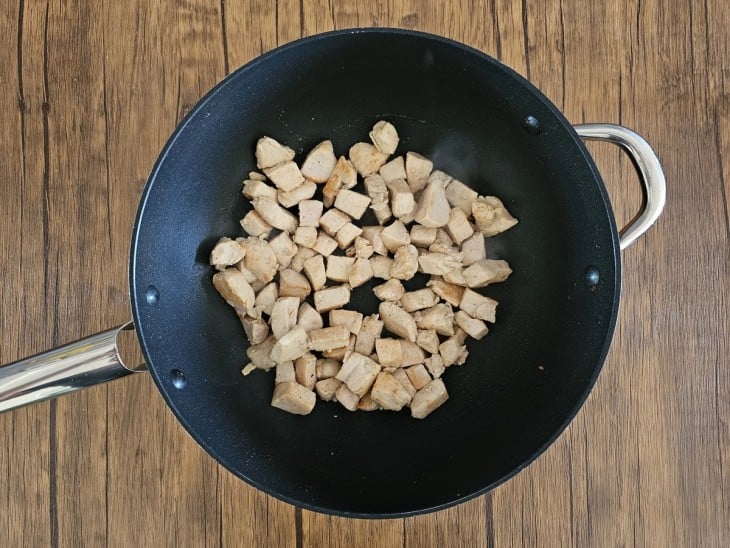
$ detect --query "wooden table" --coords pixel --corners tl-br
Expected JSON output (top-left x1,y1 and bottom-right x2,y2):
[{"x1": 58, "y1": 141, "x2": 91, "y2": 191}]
[{"x1": 1, "y1": 1, "x2": 727, "y2": 546}]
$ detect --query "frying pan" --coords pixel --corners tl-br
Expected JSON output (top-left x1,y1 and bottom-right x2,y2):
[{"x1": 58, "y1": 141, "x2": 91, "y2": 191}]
[{"x1": 0, "y1": 29, "x2": 665, "y2": 517}]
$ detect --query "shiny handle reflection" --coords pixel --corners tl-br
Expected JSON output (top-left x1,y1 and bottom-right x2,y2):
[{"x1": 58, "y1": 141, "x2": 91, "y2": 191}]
[{"x1": 0, "y1": 322, "x2": 146, "y2": 413}]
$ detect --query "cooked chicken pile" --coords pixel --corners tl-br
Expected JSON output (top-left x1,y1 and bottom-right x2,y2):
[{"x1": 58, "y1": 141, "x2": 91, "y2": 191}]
[{"x1": 209, "y1": 122, "x2": 517, "y2": 418}]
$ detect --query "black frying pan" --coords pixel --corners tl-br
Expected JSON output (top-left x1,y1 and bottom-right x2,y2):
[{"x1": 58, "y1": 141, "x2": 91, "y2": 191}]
[{"x1": 0, "y1": 29, "x2": 665, "y2": 517}]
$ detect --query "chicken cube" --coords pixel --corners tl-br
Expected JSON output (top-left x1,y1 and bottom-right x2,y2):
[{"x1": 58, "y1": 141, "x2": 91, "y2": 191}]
[
  {"x1": 424, "y1": 354, "x2": 445, "y2": 379},
  {"x1": 361, "y1": 226, "x2": 388, "y2": 256},
  {"x1": 312, "y1": 232, "x2": 338, "y2": 257},
  {"x1": 387, "y1": 178, "x2": 416, "y2": 219},
  {"x1": 241, "y1": 237, "x2": 279, "y2": 283},
  {"x1": 267, "y1": 232, "x2": 298, "y2": 269},
  {"x1": 233, "y1": 262, "x2": 259, "y2": 286},
  {"x1": 334, "y1": 189, "x2": 372, "y2": 219},
  {"x1": 414, "y1": 303, "x2": 455, "y2": 336},
  {"x1": 329, "y1": 309, "x2": 364, "y2": 335},
  {"x1": 446, "y1": 208, "x2": 474, "y2": 244},
  {"x1": 462, "y1": 259, "x2": 513, "y2": 288},
  {"x1": 326, "y1": 255, "x2": 356, "y2": 283},
  {"x1": 405, "y1": 152, "x2": 433, "y2": 193},
  {"x1": 472, "y1": 196, "x2": 519, "y2": 236},
  {"x1": 289, "y1": 246, "x2": 317, "y2": 272},
  {"x1": 336, "y1": 352, "x2": 382, "y2": 396},
  {"x1": 363, "y1": 174, "x2": 392, "y2": 225},
  {"x1": 242, "y1": 179, "x2": 278, "y2": 201},
  {"x1": 427, "y1": 278, "x2": 465, "y2": 307},
  {"x1": 246, "y1": 335, "x2": 277, "y2": 370},
  {"x1": 275, "y1": 361, "x2": 296, "y2": 384},
  {"x1": 349, "y1": 142, "x2": 389, "y2": 176},
  {"x1": 409, "y1": 225, "x2": 438, "y2": 247},
  {"x1": 255, "y1": 136, "x2": 295, "y2": 169},
  {"x1": 263, "y1": 160, "x2": 304, "y2": 192},
  {"x1": 400, "y1": 288, "x2": 439, "y2": 312},
  {"x1": 375, "y1": 338, "x2": 403, "y2": 368},
  {"x1": 416, "y1": 329, "x2": 441, "y2": 355},
  {"x1": 315, "y1": 377, "x2": 342, "y2": 401},
  {"x1": 349, "y1": 237, "x2": 374, "y2": 260},
  {"x1": 308, "y1": 325, "x2": 351, "y2": 352},
  {"x1": 294, "y1": 353, "x2": 317, "y2": 390},
  {"x1": 270, "y1": 296, "x2": 300, "y2": 339},
  {"x1": 381, "y1": 220, "x2": 410, "y2": 253},
  {"x1": 240, "y1": 210, "x2": 273, "y2": 238},
  {"x1": 370, "y1": 255, "x2": 393, "y2": 279},
  {"x1": 444, "y1": 178, "x2": 479, "y2": 214},
  {"x1": 443, "y1": 267, "x2": 468, "y2": 286},
  {"x1": 454, "y1": 310, "x2": 489, "y2": 340},
  {"x1": 334, "y1": 383, "x2": 360, "y2": 411},
  {"x1": 417, "y1": 252, "x2": 463, "y2": 276},
  {"x1": 373, "y1": 279, "x2": 406, "y2": 302},
  {"x1": 439, "y1": 337, "x2": 468, "y2": 367},
  {"x1": 319, "y1": 208, "x2": 351, "y2": 236},
  {"x1": 300, "y1": 140, "x2": 337, "y2": 182},
  {"x1": 379, "y1": 302, "x2": 417, "y2": 342},
  {"x1": 316, "y1": 358, "x2": 342, "y2": 380},
  {"x1": 252, "y1": 196, "x2": 298, "y2": 233},
  {"x1": 348, "y1": 258, "x2": 374, "y2": 288},
  {"x1": 299, "y1": 199, "x2": 324, "y2": 227},
  {"x1": 210, "y1": 238, "x2": 245, "y2": 269},
  {"x1": 414, "y1": 177, "x2": 451, "y2": 227},
  {"x1": 355, "y1": 315, "x2": 384, "y2": 356},
  {"x1": 293, "y1": 226, "x2": 318, "y2": 248},
  {"x1": 254, "y1": 282, "x2": 278, "y2": 315},
  {"x1": 400, "y1": 341, "x2": 425, "y2": 367},
  {"x1": 302, "y1": 255, "x2": 326, "y2": 291},
  {"x1": 459, "y1": 289, "x2": 498, "y2": 323},
  {"x1": 410, "y1": 379, "x2": 449, "y2": 419},
  {"x1": 393, "y1": 368, "x2": 417, "y2": 399},
  {"x1": 323, "y1": 156, "x2": 358, "y2": 207},
  {"x1": 379, "y1": 156, "x2": 407, "y2": 183},
  {"x1": 278, "y1": 269, "x2": 311, "y2": 300},
  {"x1": 335, "y1": 222, "x2": 363, "y2": 249},
  {"x1": 213, "y1": 269, "x2": 255, "y2": 311},
  {"x1": 271, "y1": 381, "x2": 316, "y2": 415},
  {"x1": 239, "y1": 314, "x2": 269, "y2": 345},
  {"x1": 370, "y1": 372, "x2": 412, "y2": 411},
  {"x1": 248, "y1": 171, "x2": 266, "y2": 181},
  {"x1": 357, "y1": 393, "x2": 380, "y2": 411},
  {"x1": 460, "y1": 232, "x2": 486, "y2": 266},
  {"x1": 278, "y1": 180, "x2": 317, "y2": 208},
  {"x1": 296, "y1": 302, "x2": 323, "y2": 333},
  {"x1": 313, "y1": 285, "x2": 351, "y2": 312},
  {"x1": 405, "y1": 364, "x2": 432, "y2": 390},
  {"x1": 369, "y1": 120, "x2": 399, "y2": 154},
  {"x1": 322, "y1": 334, "x2": 355, "y2": 360},
  {"x1": 391, "y1": 244, "x2": 419, "y2": 280}
]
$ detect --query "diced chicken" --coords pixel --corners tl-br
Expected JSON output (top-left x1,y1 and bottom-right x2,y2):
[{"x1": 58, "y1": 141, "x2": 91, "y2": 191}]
[
  {"x1": 417, "y1": 252, "x2": 463, "y2": 276},
  {"x1": 248, "y1": 171, "x2": 267, "y2": 181},
  {"x1": 326, "y1": 255, "x2": 356, "y2": 282},
  {"x1": 308, "y1": 325, "x2": 351, "y2": 352},
  {"x1": 446, "y1": 208, "x2": 474, "y2": 244},
  {"x1": 453, "y1": 326, "x2": 469, "y2": 345},
  {"x1": 400, "y1": 341, "x2": 425, "y2": 367},
  {"x1": 313, "y1": 285, "x2": 351, "y2": 313},
  {"x1": 410, "y1": 378, "x2": 449, "y2": 419},
  {"x1": 462, "y1": 259, "x2": 513, "y2": 288},
  {"x1": 370, "y1": 372, "x2": 412, "y2": 411},
  {"x1": 242, "y1": 179, "x2": 278, "y2": 201},
  {"x1": 297, "y1": 302, "x2": 324, "y2": 332},
  {"x1": 322, "y1": 334, "x2": 355, "y2": 360},
  {"x1": 373, "y1": 279, "x2": 406, "y2": 302},
  {"x1": 329, "y1": 309, "x2": 364, "y2": 335},
  {"x1": 268, "y1": 232, "x2": 298, "y2": 269},
  {"x1": 323, "y1": 156, "x2": 358, "y2": 207},
  {"x1": 355, "y1": 315, "x2": 384, "y2": 355},
  {"x1": 363, "y1": 174, "x2": 392, "y2": 225},
  {"x1": 405, "y1": 364, "x2": 431, "y2": 390},
  {"x1": 316, "y1": 358, "x2": 341, "y2": 379},
  {"x1": 312, "y1": 232, "x2": 338, "y2": 257},
  {"x1": 379, "y1": 302, "x2": 417, "y2": 342},
  {"x1": 234, "y1": 261, "x2": 259, "y2": 285},
  {"x1": 414, "y1": 303, "x2": 455, "y2": 336},
  {"x1": 454, "y1": 310, "x2": 489, "y2": 340},
  {"x1": 393, "y1": 368, "x2": 417, "y2": 399},
  {"x1": 472, "y1": 196, "x2": 519, "y2": 236},
  {"x1": 302, "y1": 255, "x2": 326, "y2": 291},
  {"x1": 239, "y1": 314, "x2": 269, "y2": 345},
  {"x1": 334, "y1": 383, "x2": 360, "y2": 411},
  {"x1": 278, "y1": 269, "x2": 311, "y2": 300},
  {"x1": 427, "y1": 278, "x2": 465, "y2": 307},
  {"x1": 405, "y1": 152, "x2": 433, "y2": 193},
  {"x1": 263, "y1": 160, "x2": 305, "y2": 192},
  {"x1": 335, "y1": 222, "x2": 363, "y2": 249},
  {"x1": 299, "y1": 199, "x2": 324, "y2": 227},
  {"x1": 278, "y1": 180, "x2": 317, "y2": 208},
  {"x1": 461, "y1": 232, "x2": 486, "y2": 266},
  {"x1": 349, "y1": 237, "x2": 374, "y2": 260},
  {"x1": 416, "y1": 329, "x2": 441, "y2": 354},
  {"x1": 459, "y1": 288, "x2": 498, "y2": 323},
  {"x1": 349, "y1": 142, "x2": 389, "y2": 177},
  {"x1": 319, "y1": 208, "x2": 351, "y2": 236},
  {"x1": 375, "y1": 338, "x2": 403, "y2": 368},
  {"x1": 433, "y1": 228, "x2": 455, "y2": 248},
  {"x1": 271, "y1": 381, "x2": 316, "y2": 415},
  {"x1": 294, "y1": 353, "x2": 317, "y2": 389},
  {"x1": 336, "y1": 352, "x2": 382, "y2": 396},
  {"x1": 255, "y1": 136, "x2": 295, "y2": 169},
  {"x1": 241, "y1": 238, "x2": 278, "y2": 283},
  {"x1": 300, "y1": 140, "x2": 337, "y2": 182},
  {"x1": 389, "y1": 244, "x2": 419, "y2": 280},
  {"x1": 293, "y1": 226, "x2": 318, "y2": 248},
  {"x1": 240, "y1": 210, "x2": 273, "y2": 238},
  {"x1": 439, "y1": 336, "x2": 468, "y2": 367},
  {"x1": 210, "y1": 238, "x2": 245, "y2": 269},
  {"x1": 241, "y1": 362, "x2": 257, "y2": 376},
  {"x1": 315, "y1": 377, "x2": 342, "y2": 401},
  {"x1": 361, "y1": 226, "x2": 388, "y2": 256},
  {"x1": 348, "y1": 258, "x2": 373, "y2": 288},
  {"x1": 369, "y1": 121, "x2": 399, "y2": 154},
  {"x1": 443, "y1": 267, "x2": 468, "y2": 286},
  {"x1": 289, "y1": 246, "x2": 317, "y2": 272},
  {"x1": 357, "y1": 393, "x2": 380, "y2": 411},
  {"x1": 379, "y1": 156, "x2": 406, "y2": 183},
  {"x1": 270, "y1": 296, "x2": 300, "y2": 339},
  {"x1": 386, "y1": 178, "x2": 416, "y2": 219},
  {"x1": 410, "y1": 225, "x2": 437, "y2": 247},
  {"x1": 275, "y1": 361, "x2": 296, "y2": 384},
  {"x1": 252, "y1": 196, "x2": 298, "y2": 233},
  {"x1": 254, "y1": 282, "x2": 278, "y2": 315},
  {"x1": 400, "y1": 288, "x2": 439, "y2": 312},
  {"x1": 246, "y1": 335, "x2": 277, "y2": 370},
  {"x1": 414, "y1": 177, "x2": 451, "y2": 228},
  {"x1": 424, "y1": 354, "x2": 445, "y2": 379},
  {"x1": 213, "y1": 268, "x2": 256, "y2": 311},
  {"x1": 334, "y1": 189, "x2": 372, "y2": 219},
  {"x1": 381, "y1": 220, "x2": 410, "y2": 253},
  {"x1": 444, "y1": 178, "x2": 479, "y2": 214},
  {"x1": 370, "y1": 255, "x2": 394, "y2": 279}
]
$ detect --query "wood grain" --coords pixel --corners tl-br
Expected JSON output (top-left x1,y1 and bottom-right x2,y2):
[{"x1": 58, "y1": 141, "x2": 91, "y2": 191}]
[{"x1": 0, "y1": 0, "x2": 727, "y2": 546}]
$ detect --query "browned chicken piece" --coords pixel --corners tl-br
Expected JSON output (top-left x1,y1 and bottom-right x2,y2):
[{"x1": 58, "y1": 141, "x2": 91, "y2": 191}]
[
  {"x1": 271, "y1": 381, "x2": 316, "y2": 415},
  {"x1": 308, "y1": 325, "x2": 351, "y2": 352},
  {"x1": 405, "y1": 364, "x2": 432, "y2": 390},
  {"x1": 294, "y1": 353, "x2": 317, "y2": 390},
  {"x1": 444, "y1": 178, "x2": 479, "y2": 214},
  {"x1": 393, "y1": 368, "x2": 417, "y2": 399},
  {"x1": 373, "y1": 279, "x2": 406, "y2": 302},
  {"x1": 313, "y1": 285, "x2": 351, "y2": 313},
  {"x1": 355, "y1": 314, "x2": 384, "y2": 356},
  {"x1": 302, "y1": 255, "x2": 326, "y2": 291},
  {"x1": 381, "y1": 220, "x2": 411, "y2": 252},
  {"x1": 446, "y1": 208, "x2": 474, "y2": 245},
  {"x1": 278, "y1": 269, "x2": 311, "y2": 300},
  {"x1": 335, "y1": 222, "x2": 363, "y2": 249},
  {"x1": 400, "y1": 341, "x2": 425, "y2": 367},
  {"x1": 417, "y1": 251, "x2": 463, "y2": 276},
  {"x1": 315, "y1": 358, "x2": 341, "y2": 380},
  {"x1": 255, "y1": 136, "x2": 295, "y2": 169},
  {"x1": 289, "y1": 246, "x2": 317, "y2": 272},
  {"x1": 414, "y1": 303, "x2": 455, "y2": 336},
  {"x1": 263, "y1": 161, "x2": 305, "y2": 192},
  {"x1": 326, "y1": 255, "x2": 356, "y2": 283},
  {"x1": 254, "y1": 282, "x2": 278, "y2": 315},
  {"x1": 369, "y1": 255, "x2": 394, "y2": 279},
  {"x1": 278, "y1": 180, "x2": 317, "y2": 208},
  {"x1": 252, "y1": 196, "x2": 298, "y2": 233},
  {"x1": 414, "y1": 176, "x2": 451, "y2": 227},
  {"x1": 298, "y1": 199, "x2": 324, "y2": 227},
  {"x1": 369, "y1": 120, "x2": 399, "y2": 154},
  {"x1": 386, "y1": 178, "x2": 416, "y2": 220},
  {"x1": 423, "y1": 354, "x2": 445, "y2": 379},
  {"x1": 391, "y1": 244, "x2": 419, "y2": 280},
  {"x1": 275, "y1": 361, "x2": 296, "y2": 384},
  {"x1": 370, "y1": 372, "x2": 413, "y2": 411},
  {"x1": 297, "y1": 301, "x2": 324, "y2": 332},
  {"x1": 363, "y1": 174, "x2": 392, "y2": 225},
  {"x1": 329, "y1": 309, "x2": 364, "y2": 335},
  {"x1": 268, "y1": 232, "x2": 298, "y2": 269},
  {"x1": 439, "y1": 336, "x2": 468, "y2": 367},
  {"x1": 416, "y1": 329, "x2": 440, "y2": 354},
  {"x1": 427, "y1": 278, "x2": 465, "y2": 307},
  {"x1": 321, "y1": 334, "x2": 355, "y2": 360},
  {"x1": 409, "y1": 225, "x2": 437, "y2": 247},
  {"x1": 349, "y1": 142, "x2": 389, "y2": 177},
  {"x1": 239, "y1": 314, "x2": 269, "y2": 345},
  {"x1": 361, "y1": 226, "x2": 388, "y2": 256},
  {"x1": 334, "y1": 383, "x2": 360, "y2": 411},
  {"x1": 319, "y1": 208, "x2": 351, "y2": 236},
  {"x1": 410, "y1": 379, "x2": 449, "y2": 419},
  {"x1": 405, "y1": 152, "x2": 433, "y2": 193},
  {"x1": 210, "y1": 237, "x2": 245, "y2": 270},
  {"x1": 462, "y1": 259, "x2": 513, "y2": 288},
  {"x1": 293, "y1": 226, "x2": 318, "y2": 249},
  {"x1": 379, "y1": 156, "x2": 406, "y2": 183},
  {"x1": 336, "y1": 352, "x2": 382, "y2": 396},
  {"x1": 300, "y1": 140, "x2": 337, "y2": 182},
  {"x1": 242, "y1": 179, "x2": 278, "y2": 201},
  {"x1": 375, "y1": 338, "x2": 403, "y2": 368},
  {"x1": 241, "y1": 238, "x2": 278, "y2": 283},
  {"x1": 357, "y1": 393, "x2": 381, "y2": 411},
  {"x1": 270, "y1": 296, "x2": 300, "y2": 339},
  {"x1": 334, "y1": 189, "x2": 372, "y2": 219},
  {"x1": 454, "y1": 310, "x2": 489, "y2": 340},
  {"x1": 459, "y1": 289, "x2": 498, "y2": 323},
  {"x1": 248, "y1": 171, "x2": 267, "y2": 181},
  {"x1": 379, "y1": 302, "x2": 418, "y2": 342},
  {"x1": 348, "y1": 258, "x2": 374, "y2": 288},
  {"x1": 246, "y1": 335, "x2": 277, "y2": 370},
  {"x1": 460, "y1": 232, "x2": 486, "y2": 266},
  {"x1": 472, "y1": 196, "x2": 519, "y2": 236},
  {"x1": 240, "y1": 211, "x2": 273, "y2": 238},
  {"x1": 312, "y1": 232, "x2": 338, "y2": 257},
  {"x1": 400, "y1": 288, "x2": 439, "y2": 312},
  {"x1": 315, "y1": 378, "x2": 342, "y2": 401},
  {"x1": 323, "y1": 156, "x2": 358, "y2": 207},
  {"x1": 213, "y1": 268, "x2": 256, "y2": 311}
]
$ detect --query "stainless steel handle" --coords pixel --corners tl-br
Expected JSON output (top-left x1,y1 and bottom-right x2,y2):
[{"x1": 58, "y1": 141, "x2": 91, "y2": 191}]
[
  {"x1": 0, "y1": 322, "x2": 146, "y2": 413},
  {"x1": 574, "y1": 124, "x2": 666, "y2": 250}
]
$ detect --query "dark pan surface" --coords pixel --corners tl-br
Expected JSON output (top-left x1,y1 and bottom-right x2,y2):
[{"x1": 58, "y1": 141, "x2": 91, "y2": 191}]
[{"x1": 130, "y1": 29, "x2": 620, "y2": 516}]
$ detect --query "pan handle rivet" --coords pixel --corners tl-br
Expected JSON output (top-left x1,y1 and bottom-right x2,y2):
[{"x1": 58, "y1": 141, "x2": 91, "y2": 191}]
[
  {"x1": 523, "y1": 115, "x2": 542, "y2": 135},
  {"x1": 170, "y1": 369, "x2": 187, "y2": 389},
  {"x1": 145, "y1": 285, "x2": 160, "y2": 304},
  {"x1": 584, "y1": 266, "x2": 600, "y2": 288}
]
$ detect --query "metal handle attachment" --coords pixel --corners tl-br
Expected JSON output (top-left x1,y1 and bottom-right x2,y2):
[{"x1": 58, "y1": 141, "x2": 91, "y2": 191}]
[
  {"x1": 574, "y1": 124, "x2": 666, "y2": 250},
  {"x1": 0, "y1": 322, "x2": 146, "y2": 413}
]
